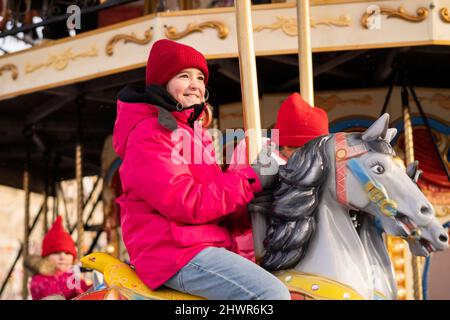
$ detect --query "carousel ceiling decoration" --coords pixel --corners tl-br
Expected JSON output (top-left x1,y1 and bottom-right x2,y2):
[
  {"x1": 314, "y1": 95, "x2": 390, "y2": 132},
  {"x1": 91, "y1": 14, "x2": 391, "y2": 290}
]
[
  {"x1": 0, "y1": 63, "x2": 18, "y2": 80},
  {"x1": 253, "y1": 15, "x2": 351, "y2": 37},
  {"x1": 361, "y1": 6, "x2": 429, "y2": 29},
  {"x1": 106, "y1": 27, "x2": 153, "y2": 56},
  {"x1": 25, "y1": 45, "x2": 98, "y2": 73},
  {"x1": 439, "y1": 8, "x2": 450, "y2": 23},
  {"x1": 164, "y1": 21, "x2": 229, "y2": 40}
]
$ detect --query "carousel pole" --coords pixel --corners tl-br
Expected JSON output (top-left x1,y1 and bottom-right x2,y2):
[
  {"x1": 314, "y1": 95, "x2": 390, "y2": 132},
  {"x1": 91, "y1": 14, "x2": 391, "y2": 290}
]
[
  {"x1": 42, "y1": 150, "x2": 49, "y2": 235},
  {"x1": 235, "y1": 0, "x2": 264, "y2": 261},
  {"x1": 235, "y1": 0, "x2": 262, "y2": 164},
  {"x1": 296, "y1": 0, "x2": 314, "y2": 106},
  {"x1": 75, "y1": 96, "x2": 85, "y2": 260},
  {"x1": 401, "y1": 86, "x2": 422, "y2": 300},
  {"x1": 22, "y1": 127, "x2": 32, "y2": 300}
]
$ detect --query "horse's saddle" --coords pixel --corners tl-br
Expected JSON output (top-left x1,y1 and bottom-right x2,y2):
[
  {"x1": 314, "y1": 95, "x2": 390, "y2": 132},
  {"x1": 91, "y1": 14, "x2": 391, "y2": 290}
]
[{"x1": 79, "y1": 252, "x2": 373, "y2": 300}]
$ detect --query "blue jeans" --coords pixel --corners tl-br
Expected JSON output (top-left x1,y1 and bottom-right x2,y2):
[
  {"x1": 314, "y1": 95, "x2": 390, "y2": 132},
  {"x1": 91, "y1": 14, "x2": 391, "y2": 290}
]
[{"x1": 164, "y1": 247, "x2": 291, "y2": 300}]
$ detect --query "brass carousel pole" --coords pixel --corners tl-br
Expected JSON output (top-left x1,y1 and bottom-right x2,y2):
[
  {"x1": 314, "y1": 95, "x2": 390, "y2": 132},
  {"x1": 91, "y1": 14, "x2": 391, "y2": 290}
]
[
  {"x1": 235, "y1": 0, "x2": 263, "y2": 260},
  {"x1": 42, "y1": 150, "x2": 49, "y2": 235},
  {"x1": 296, "y1": 0, "x2": 314, "y2": 106},
  {"x1": 401, "y1": 86, "x2": 422, "y2": 300},
  {"x1": 22, "y1": 127, "x2": 32, "y2": 300},
  {"x1": 235, "y1": 0, "x2": 262, "y2": 163},
  {"x1": 76, "y1": 96, "x2": 85, "y2": 260}
]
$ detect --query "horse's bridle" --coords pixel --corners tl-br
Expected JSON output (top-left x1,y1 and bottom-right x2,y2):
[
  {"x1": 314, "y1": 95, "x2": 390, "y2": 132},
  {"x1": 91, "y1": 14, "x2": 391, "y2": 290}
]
[{"x1": 335, "y1": 133, "x2": 398, "y2": 218}]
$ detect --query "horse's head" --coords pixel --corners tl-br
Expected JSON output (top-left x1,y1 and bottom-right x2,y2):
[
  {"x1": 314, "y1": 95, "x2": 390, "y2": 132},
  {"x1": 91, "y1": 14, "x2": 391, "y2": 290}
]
[{"x1": 339, "y1": 114, "x2": 448, "y2": 256}]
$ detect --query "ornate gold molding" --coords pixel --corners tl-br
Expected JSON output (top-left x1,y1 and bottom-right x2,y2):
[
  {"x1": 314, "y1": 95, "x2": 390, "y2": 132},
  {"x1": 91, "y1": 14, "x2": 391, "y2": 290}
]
[
  {"x1": 311, "y1": 15, "x2": 351, "y2": 28},
  {"x1": 362, "y1": 6, "x2": 429, "y2": 29},
  {"x1": 25, "y1": 45, "x2": 98, "y2": 74},
  {"x1": 253, "y1": 15, "x2": 351, "y2": 37},
  {"x1": 165, "y1": 21, "x2": 229, "y2": 40},
  {"x1": 254, "y1": 16, "x2": 297, "y2": 36},
  {"x1": 440, "y1": 8, "x2": 450, "y2": 23},
  {"x1": 0, "y1": 64, "x2": 18, "y2": 80},
  {"x1": 106, "y1": 27, "x2": 153, "y2": 56}
]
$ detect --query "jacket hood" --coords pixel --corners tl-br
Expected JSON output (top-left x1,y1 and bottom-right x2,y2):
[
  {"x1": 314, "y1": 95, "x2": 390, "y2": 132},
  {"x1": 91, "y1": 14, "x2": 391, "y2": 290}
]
[{"x1": 113, "y1": 85, "x2": 205, "y2": 159}]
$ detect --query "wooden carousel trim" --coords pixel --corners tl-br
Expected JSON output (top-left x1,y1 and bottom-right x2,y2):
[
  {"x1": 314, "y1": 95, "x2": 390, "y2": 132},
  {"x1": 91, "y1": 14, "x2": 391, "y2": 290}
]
[
  {"x1": 0, "y1": 14, "x2": 157, "y2": 61},
  {"x1": 25, "y1": 45, "x2": 99, "y2": 74},
  {"x1": 164, "y1": 21, "x2": 229, "y2": 40},
  {"x1": 311, "y1": 15, "x2": 352, "y2": 28},
  {"x1": 3, "y1": 39, "x2": 450, "y2": 101},
  {"x1": 439, "y1": 8, "x2": 450, "y2": 23},
  {"x1": 253, "y1": 14, "x2": 351, "y2": 37},
  {"x1": 0, "y1": 63, "x2": 18, "y2": 80},
  {"x1": 361, "y1": 6, "x2": 429, "y2": 29},
  {"x1": 0, "y1": 61, "x2": 146, "y2": 101},
  {"x1": 106, "y1": 27, "x2": 153, "y2": 56}
]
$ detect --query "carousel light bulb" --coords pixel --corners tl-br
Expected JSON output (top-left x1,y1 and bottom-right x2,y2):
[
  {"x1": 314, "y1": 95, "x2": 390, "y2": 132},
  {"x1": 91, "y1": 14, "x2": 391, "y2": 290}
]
[
  {"x1": 106, "y1": 244, "x2": 115, "y2": 254},
  {"x1": 395, "y1": 271, "x2": 406, "y2": 283},
  {"x1": 397, "y1": 288, "x2": 407, "y2": 300},
  {"x1": 393, "y1": 258, "x2": 405, "y2": 269},
  {"x1": 393, "y1": 243, "x2": 405, "y2": 254}
]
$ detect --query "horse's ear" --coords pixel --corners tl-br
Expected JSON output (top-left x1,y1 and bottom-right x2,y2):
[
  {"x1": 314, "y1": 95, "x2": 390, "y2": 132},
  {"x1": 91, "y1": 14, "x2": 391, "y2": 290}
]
[
  {"x1": 362, "y1": 113, "x2": 390, "y2": 141},
  {"x1": 384, "y1": 128, "x2": 397, "y2": 144}
]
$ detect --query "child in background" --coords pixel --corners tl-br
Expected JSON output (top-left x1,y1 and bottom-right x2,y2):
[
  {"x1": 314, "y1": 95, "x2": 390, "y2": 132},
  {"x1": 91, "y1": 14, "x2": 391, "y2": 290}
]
[{"x1": 26, "y1": 216, "x2": 90, "y2": 300}]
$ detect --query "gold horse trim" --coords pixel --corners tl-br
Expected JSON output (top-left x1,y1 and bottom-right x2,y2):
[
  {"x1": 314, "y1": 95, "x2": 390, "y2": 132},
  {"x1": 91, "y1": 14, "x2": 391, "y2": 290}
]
[
  {"x1": 361, "y1": 6, "x2": 429, "y2": 29},
  {"x1": 165, "y1": 21, "x2": 229, "y2": 40},
  {"x1": 274, "y1": 270, "x2": 387, "y2": 300},
  {"x1": 105, "y1": 27, "x2": 153, "y2": 56}
]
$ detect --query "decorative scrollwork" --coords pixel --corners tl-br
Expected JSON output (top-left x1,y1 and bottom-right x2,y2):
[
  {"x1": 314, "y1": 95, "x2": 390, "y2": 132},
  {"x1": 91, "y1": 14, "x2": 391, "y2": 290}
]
[
  {"x1": 165, "y1": 21, "x2": 229, "y2": 40},
  {"x1": 361, "y1": 6, "x2": 429, "y2": 29},
  {"x1": 311, "y1": 15, "x2": 352, "y2": 28},
  {"x1": 25, "y1": 45, "x2": 98, "y2": 74},
  {"x1": 253, "y1": 15, "x2": 351, "y2": 37},
  {"x1": 105, "y1": 27, "x2": 153, "y2": 56},
  {"x1": 254, "y1": 16, "x2": 297, "y2": 36},
  {"x1": 0, "y1": 63, "x2": 18, "y2": 80},
  {"x1": 440, "y1": 8, "x2": 450, "y2": 23}
]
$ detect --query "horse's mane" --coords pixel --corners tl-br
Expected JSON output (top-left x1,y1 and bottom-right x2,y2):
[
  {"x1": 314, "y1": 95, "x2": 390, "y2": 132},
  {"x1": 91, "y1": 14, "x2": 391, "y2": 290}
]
[
  {"x1": 262, "y1": 135, "x2": 331, "y2": 271},
  {"x1": 261, "y1": 132, "x2": 396, "y2": 271}
]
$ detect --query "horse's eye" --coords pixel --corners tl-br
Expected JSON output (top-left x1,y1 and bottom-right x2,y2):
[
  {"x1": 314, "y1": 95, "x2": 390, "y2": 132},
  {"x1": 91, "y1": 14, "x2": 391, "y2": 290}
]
[{"x1": 371, "y1": 164, "x2": 385, "y2": 174}]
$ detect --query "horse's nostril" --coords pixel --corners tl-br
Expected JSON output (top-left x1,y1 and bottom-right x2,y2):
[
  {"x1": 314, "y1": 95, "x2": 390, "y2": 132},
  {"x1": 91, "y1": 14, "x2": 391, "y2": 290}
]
[
  {"x1": 420, "y1": 206, "x2": 432, "y2": 215},
  {"x1": 439, "y1": 234, "x2": 448, "y2": 243}
]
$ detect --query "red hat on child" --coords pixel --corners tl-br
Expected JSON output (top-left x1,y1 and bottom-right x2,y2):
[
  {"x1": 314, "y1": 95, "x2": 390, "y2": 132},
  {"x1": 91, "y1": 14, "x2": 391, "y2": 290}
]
[
  {"x1": 274, "y1": 93, "x2": 329, "y2": 147},
  {"x1": 146, "y1": 39, "x2": 209, "y2": 86},
  {"x1": 42, "y1": 216, "x2": 77, "y2": 258}
]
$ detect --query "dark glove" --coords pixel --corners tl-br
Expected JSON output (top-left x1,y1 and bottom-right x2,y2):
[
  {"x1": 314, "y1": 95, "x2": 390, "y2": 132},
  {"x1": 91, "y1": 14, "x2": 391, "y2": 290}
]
[
  {"x1": 251, "y1": 143, "x2": 280, "y2": 190},
  {"x1": 247, "y1": 188, "x2": 276, "y2": 216}
]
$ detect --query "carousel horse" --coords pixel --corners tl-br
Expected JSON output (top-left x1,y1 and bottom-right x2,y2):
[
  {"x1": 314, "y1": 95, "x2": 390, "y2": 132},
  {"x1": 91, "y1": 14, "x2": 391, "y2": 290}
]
[
  {"x1": 259, "y1": 113, "x2": 448, "y2": 300},
  {"x1": 76, "y1": 114, "x2": 448, "y2": 300}
]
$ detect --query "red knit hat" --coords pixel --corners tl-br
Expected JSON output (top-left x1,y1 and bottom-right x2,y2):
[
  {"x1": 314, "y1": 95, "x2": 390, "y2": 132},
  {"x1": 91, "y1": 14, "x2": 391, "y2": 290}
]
[
  {"x1": 42, "y1": 216, "x2": 77, "y2": 258},
  {"x1": 146, "y1": 39, "x2": 209, "y2": 86},
  {"x1": 274, "y1": 93, "x2": 329, "y2": 147}
]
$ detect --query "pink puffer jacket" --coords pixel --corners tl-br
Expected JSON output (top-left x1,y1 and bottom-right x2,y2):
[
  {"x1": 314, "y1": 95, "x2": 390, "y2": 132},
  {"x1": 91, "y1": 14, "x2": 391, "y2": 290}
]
[{"x1": 113, "y1": 99, "x2": 261, "y2": 290}]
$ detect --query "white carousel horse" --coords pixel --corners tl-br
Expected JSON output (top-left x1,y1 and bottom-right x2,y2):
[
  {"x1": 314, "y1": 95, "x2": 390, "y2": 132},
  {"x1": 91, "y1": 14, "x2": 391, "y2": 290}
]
[
  {"x1": 77, "y1": 114, "x2": 448, "y2": 300},
  {"x1": 258, "y1": 113, "x2": 448, "y2": 300}
]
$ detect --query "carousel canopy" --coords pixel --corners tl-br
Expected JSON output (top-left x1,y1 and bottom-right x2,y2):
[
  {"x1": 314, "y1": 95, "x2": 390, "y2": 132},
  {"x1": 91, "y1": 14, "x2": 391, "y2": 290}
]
[{"x1": 1, "y1": 1, "x2": 450, "y2": 192}]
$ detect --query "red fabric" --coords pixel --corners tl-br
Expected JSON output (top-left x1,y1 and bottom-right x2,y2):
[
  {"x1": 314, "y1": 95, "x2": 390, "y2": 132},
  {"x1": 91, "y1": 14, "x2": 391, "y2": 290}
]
[
  {"x1": 274, "y1": 93, "x2": 329, "y2": 147},
  {"x1": 405, "y1": 128, "x2": 450, "y2": 188},
  {"x1": 42, "y1": 216, "x2": 77, "y2": 258},
  {"x1": 113, "y1": 99, "x2": 261, "y2": 290},
  {"x1": 145, "y1": 39, "x2": 209, "y2": 86},
  {"x1": 29, "y1": 272, "x2": 90, "y2": 300}
]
